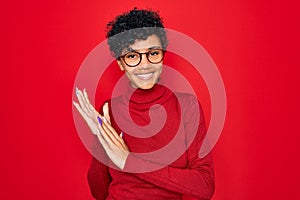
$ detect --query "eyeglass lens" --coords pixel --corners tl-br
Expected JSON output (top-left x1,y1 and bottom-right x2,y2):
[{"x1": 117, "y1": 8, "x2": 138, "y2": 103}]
[{"x1": 122, "y1": 49, "x2": 164, "y2": 67}]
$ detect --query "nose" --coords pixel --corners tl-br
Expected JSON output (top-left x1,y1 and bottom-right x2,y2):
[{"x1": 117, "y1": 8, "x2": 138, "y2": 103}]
[{"x1": 139, "y1": 53, "x2": 150, "y2": 67}]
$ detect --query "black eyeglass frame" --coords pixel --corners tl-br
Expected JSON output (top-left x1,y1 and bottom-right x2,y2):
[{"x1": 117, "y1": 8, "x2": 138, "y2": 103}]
[{"x1": 118, "y1": 49, "x2": 166, "y2": 67}]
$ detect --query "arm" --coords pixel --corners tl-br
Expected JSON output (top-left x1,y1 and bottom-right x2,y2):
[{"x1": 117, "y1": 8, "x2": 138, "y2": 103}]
[
  {"x1": 74, "y1": 88, "x2": 214, "y2": 198},
  {"x1": 126, "y1": 124, "x2": 214, "y2": 199},
  {"x1": 87, "y1": 156, "x2": 111, "y2": 200},
  {"x1": 87, "y1": 134, "x2": 113, "y2": 200},
  {"x1": 72, "y1": 89, "x2": 114, "y2": 199},
  {"x1": 124, "y1": 96, "x2": 215, "y2": 199}
]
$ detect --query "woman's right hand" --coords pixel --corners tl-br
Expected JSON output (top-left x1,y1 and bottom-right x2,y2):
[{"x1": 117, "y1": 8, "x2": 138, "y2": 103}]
[{"x1": 73, "y1": 87, "x2": 102, "y2": 136}]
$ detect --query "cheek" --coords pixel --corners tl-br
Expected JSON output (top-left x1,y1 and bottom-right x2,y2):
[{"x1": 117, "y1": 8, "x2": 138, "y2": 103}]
[
  {"x1": 156, "y1": 65, "x2": 163, "y2": 73},
  {"x1": 125, "y1": 68, "x2": 136, "y2": 76}
]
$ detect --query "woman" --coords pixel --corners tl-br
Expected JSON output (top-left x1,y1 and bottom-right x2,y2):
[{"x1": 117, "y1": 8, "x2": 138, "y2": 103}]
[{"x1": 73, "y1": 8, "x2": 215, "y2": 200}]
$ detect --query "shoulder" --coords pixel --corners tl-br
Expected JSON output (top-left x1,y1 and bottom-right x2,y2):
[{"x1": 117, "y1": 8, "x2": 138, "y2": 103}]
[
  {"x1": 174, "y1": 92, "x2": 205, "y2": 123},
  {"x1": 174, "y1": 92, "x2": 200, "y2": 109}
]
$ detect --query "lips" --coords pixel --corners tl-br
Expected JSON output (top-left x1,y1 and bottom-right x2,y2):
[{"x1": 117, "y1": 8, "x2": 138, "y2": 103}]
[{"x1": 136, "y1": 72, "x2": 154, "y2": 80}]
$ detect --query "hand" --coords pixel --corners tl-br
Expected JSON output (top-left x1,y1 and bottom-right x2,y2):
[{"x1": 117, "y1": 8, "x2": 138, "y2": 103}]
[
  {"x1": 73, "y1": 87, "x2": 100, "y2": 135},
  {"x1": 97, "y1": 116, "x2": 129, "y2": 170},
  {"x1": 73, "y1": 87, "x2": 129, "y2": 170}
]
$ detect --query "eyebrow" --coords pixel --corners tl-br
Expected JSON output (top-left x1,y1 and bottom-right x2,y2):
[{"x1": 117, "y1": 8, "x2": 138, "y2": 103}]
[{"x1": 124, "y1": 46, "x2": 162, "y2": 53}]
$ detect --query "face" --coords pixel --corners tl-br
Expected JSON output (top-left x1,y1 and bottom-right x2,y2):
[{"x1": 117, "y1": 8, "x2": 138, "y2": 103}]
[{"x1": 117, "y1": 34, "x2": 164, "y2": 90}]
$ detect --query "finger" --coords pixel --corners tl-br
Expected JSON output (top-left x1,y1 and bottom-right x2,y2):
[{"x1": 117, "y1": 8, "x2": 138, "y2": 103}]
[
  {"x1": 76, "y1": 88, "x2": 91, "y2": 116},
  {"x1": 74, "y1": 101, "x2": 100, "y2": 135},
  {"x1": 80, "y1": 88, "x2": 95, "y2": 115},
  {"x1": 78, "y1": 88, "x2": 97, "y2": 120},
  {"x1": 118, "y1": 132, "x2": 127, "y2": 150},
  {"x1": 102, "y1": 120, "x2": 121, "y2": 141},
  {"x1": 98, "y1": 122, "x2": 119, "y2": 147},
  {"x1": 73, "y1": 101, "x2": 89, "y2": 121},
  {"x1": 83, "y1": 88, "x2": 97, "y2": 114},
  {"x1": 73, "y1": 100, "x2": 96, "y2": 126},
  {"x1": 103, "y1": 103, "x2": 111, "y2": 124},
  {"x1": 96, "y1": 130, "x2": 111, "y2": 151},
  {"x1": 83, "y1": 89, "x2": 102, "y2": 122},
  {"x1": 95, "y1": 114, "x2": 128, "y2": 150},
  {"x1": 101, "y1": 120, "x2": 128, "y2": 150},
  {"x1": 98, "y1": 121, "x2": 127, "y2": 150}
]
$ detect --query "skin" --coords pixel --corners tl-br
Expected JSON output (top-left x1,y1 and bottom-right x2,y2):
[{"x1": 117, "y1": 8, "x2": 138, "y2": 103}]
[
  {"x1": 117, "y1": 34, "x2": 163, "y2": 90},
  {"x1": 73, "y1": 34, "x2": 164, "y2": 170},
  {"x1": 73, "y1": 88, "x2": 129, "y2": 170}
]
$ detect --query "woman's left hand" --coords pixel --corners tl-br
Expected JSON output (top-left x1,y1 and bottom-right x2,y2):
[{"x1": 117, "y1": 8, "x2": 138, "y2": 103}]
[
  {"x1": 96, "y1": 112, "x2": 129, "y2": 170},
  {"x1": 73, "y1": 87, "x2": 129, "y2": 170}
]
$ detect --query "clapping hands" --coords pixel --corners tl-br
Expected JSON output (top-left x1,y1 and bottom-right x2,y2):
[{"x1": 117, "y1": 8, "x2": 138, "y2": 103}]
[{"x1": 73, "y1": 88, "x2": 129, "y2": 170}]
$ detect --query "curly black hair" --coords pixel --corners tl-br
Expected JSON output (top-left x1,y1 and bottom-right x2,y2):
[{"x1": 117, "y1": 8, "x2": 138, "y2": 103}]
[{"x1": 106, "y1": 8, "x2": 168, "y2": 58}]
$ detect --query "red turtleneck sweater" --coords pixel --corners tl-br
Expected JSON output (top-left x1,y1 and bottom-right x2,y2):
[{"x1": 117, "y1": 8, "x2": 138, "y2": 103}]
[{"x1": 87, "y1": 84, "x2": 215, "y2": 200}]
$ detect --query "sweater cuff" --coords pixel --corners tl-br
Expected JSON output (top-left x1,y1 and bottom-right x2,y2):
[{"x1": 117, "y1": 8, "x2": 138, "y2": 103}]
[{"x1": 123, "y1": 153, "x2": 165, "y2": 173}]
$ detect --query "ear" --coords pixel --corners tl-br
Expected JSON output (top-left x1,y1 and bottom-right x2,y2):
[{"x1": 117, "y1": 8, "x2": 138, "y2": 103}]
[{"x1": 117, "y1": 60, "x2": 125, "y2": 71}]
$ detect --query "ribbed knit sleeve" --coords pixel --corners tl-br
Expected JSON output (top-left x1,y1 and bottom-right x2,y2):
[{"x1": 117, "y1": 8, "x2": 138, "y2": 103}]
[
  {"x1": 124, "y1": 95, "x2": 215, "y2": 199},
  {"x1": 87, "y1": 157, "x2": 111, "y2": 200},
  {"x1": 87, "y1": 85, "x2": 215, "y2": 199},
  {"x1": 87, "y1": 135, "x2": 112, "y2": 200},
  {"x1": 124, "y1": 127, "x2": 214, "y2": 199}
]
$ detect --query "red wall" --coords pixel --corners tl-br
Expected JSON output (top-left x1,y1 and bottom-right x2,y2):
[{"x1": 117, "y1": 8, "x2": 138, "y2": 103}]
[{"x1": 1, "y1": 0, "x2": 300, "y2": 199}]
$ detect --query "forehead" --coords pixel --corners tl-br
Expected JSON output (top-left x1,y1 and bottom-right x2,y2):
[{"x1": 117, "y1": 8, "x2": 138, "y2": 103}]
[{"x1": 125, "y1": 34, "x2": 162, "y2": 52}]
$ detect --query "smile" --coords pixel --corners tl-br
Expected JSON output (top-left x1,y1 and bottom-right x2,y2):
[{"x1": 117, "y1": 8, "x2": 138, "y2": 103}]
[{"x1": 136, "y1": 72, "x2": 154, "y2": 80}]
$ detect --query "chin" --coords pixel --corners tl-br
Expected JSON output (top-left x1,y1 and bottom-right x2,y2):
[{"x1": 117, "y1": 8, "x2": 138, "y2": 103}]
[{"x1": 135, "y1": 82, "x2": 156, "y2": 90}]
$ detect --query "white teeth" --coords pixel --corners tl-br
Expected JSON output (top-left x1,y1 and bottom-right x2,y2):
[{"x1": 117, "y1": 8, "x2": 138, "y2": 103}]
[{"x1": 136, "y1": 73, "x2": 153, "y2": 80}]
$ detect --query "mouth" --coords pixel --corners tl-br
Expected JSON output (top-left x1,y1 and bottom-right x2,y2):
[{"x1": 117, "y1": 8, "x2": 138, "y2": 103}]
[{"x1": 136, "y1": 72, "x2": 154, "y2": 80}]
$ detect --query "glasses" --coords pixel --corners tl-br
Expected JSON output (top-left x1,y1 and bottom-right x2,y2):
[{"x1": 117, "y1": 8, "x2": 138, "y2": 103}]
[{"x1": 119, "y1": 49, "x2": 165, "y2": 67}]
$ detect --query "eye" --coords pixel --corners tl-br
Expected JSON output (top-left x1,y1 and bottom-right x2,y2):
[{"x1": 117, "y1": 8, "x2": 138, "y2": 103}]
[
  {"x1": 125, "y1": 52, "x2": 139, "y2": 59},
  {"x1": 149, "y1": 50, "x2": 161, "y2": 56}
]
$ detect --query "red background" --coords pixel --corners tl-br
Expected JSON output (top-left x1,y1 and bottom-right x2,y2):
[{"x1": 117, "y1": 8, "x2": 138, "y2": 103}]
[{"x1": 1, "y1": 0, "x2": 300, "y2": 199}]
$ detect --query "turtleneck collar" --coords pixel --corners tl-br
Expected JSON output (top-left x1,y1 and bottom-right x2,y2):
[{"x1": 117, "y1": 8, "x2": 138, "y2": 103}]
[{"x1": 122, "y1": 84, "x2": 174, "y2": 106}]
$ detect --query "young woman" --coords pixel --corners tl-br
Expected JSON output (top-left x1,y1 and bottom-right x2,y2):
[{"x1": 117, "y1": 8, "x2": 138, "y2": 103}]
[{"x1": 73, "y1": 8, "x2": 215, "y2": 200}]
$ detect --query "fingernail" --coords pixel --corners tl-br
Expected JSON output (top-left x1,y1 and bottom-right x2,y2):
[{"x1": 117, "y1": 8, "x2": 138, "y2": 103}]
[
  {"x1": 75, "y1": 87, "x2": 79, "y2": 95},
  {"x1": 120, "y1": 132, "x2": 123, "y2": 138},
  {"x1": 103, "y1": 117, "x2": 107, "y2": 123},
  {"x1": 97, "y1": 116, "x2": 102, "y2": 125}
]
